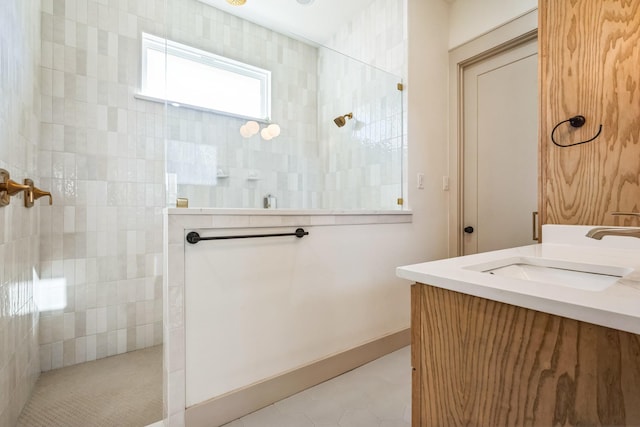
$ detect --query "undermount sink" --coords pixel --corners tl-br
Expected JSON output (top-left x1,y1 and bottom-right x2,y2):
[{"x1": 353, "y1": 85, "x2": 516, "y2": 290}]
[{"x1": 464, "y1": 256, "x2": 633, "y2": 291}]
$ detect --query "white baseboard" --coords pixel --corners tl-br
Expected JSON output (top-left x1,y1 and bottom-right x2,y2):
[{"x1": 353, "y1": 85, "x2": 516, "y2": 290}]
[{"x1": 185, "y1": 328, "x2": 410, "y2": 427}]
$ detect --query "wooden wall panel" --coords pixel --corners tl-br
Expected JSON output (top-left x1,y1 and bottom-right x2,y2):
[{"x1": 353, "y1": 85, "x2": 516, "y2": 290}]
[
  {"x1": 410, "y1": 284, "x2": 422, "y2": 426},
  {"x1": 413, "y1": 284, "x2": 640, "y2": 426},
  {"x1": 539, "y1": 0, "x2": 640, "y2": 227}
]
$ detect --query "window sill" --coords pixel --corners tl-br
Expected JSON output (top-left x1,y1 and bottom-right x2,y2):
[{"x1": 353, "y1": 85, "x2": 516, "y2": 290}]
[{"x1": 134, "y1": 93, "x2": 270, "y2": 123}]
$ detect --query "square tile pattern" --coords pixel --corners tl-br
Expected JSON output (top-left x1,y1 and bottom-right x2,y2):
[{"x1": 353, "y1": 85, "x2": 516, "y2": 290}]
[
  {"x1": 2, "y1": 0, "x2": 406, "y2": 424},
  {"x1": 222, "y1": 346, "x2": 411, "y2": 427},
  {"x1": 38, "y1": 0, "x2": 167, "y2": 372},
  {"x1": 37, "y1": 0, "x2": 405, "y2": 374},
  {"x1": 164, "y1": 0, "x2": 406, "y2": 210},
  {"x1": 0, "y1": 0, "x2": 42, "y2": 426}
]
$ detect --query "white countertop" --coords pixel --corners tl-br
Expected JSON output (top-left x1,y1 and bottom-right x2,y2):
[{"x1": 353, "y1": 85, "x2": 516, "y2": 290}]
[
  {"x1": 396, "y1": 225, "x2": 640, "y2": 335},
  {"x1": 165, "y1": 207, "x2": 412, "y2": 216}
]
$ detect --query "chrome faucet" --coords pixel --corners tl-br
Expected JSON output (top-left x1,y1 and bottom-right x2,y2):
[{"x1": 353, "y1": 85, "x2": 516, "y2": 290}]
[{"x1": 586, "y1": 227, "x2": 640, "y2": 240}]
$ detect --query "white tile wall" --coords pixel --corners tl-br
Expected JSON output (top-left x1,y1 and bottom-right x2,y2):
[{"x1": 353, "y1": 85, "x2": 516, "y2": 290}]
[
  {"x1": 318, "y1": 46, "x2": 404, "y2": 210},
  {"x1": 35, "y1": 0, "x2": 405, "y2": 375},
  {"x1": 319, "y1": 0, "x2": 407, "y2": 211},
  {"x1": 326, "y1": 0, "x2": 406, "y2": 78},
  {"x1": 165, "y1": 0, "x2": 406, "y2": 210},
  {"x1": 38, "y1": 0, "x2": 166, "y2": 371},
  {"x1": 0, "y1": 0, "x2": 42, "y2": 425},
  {"x1": 3, "y1": 0, "x2": 405, "y2": 424},
  {"x1": 165, "y1": 0, "x2": 321, "y2": 209}
]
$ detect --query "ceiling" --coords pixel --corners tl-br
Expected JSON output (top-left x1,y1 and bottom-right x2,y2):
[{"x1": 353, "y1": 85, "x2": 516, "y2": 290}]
[{"x1": 196, "y1": 0, "x2": 377, "y2": 45}]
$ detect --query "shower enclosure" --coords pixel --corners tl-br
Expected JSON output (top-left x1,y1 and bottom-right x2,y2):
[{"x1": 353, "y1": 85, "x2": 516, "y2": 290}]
[
  {"x1": 161, "y1": 0, "x2": 406, "y2": 210},
  {"x1": 161, "y1": 0, "x2": 410, "y2": 424}
]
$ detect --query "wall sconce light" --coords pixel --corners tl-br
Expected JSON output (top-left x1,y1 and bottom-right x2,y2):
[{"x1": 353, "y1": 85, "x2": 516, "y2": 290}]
[{"x1": 240, "y1": 121, "x2": 281, "y2": 140}]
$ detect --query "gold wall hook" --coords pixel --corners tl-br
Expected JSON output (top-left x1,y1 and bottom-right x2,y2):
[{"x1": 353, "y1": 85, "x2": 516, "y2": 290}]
[
  {"x1": 0, "y1": 169, "x2": 31, "y2": 206},
  {"x1": 24, "y1": 179, "x2": 53, "y2": 207}
]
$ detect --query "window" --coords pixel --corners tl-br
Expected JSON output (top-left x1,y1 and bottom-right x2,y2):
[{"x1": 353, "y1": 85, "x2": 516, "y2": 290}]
[{"x1": 140, "y1": 33, "x2": 271, "y2": 121}]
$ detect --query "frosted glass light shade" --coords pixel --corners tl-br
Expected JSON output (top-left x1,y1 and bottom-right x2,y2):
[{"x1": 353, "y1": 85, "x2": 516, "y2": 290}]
[
  {"x1": 260, "y1": 128, "x2": 273, "y2": 140},
  {"x1": 240, "y1": 125, "x2": 252, "y2": 138},
  {"x1": 245, "y1": 120, "x2": 260, "y2": 135},
  {"x1": 266, "y1": 123, "x2": 281, "y2": 137}
]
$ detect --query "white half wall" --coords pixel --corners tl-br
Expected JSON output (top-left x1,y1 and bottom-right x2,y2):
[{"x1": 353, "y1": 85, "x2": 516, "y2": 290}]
[
  {"x1": 164, "y1": 209, "x2": 440, "y2": 423},
  {"x1": 448, "y1": 0, "x2": 537, "y2": 48},
  {"x1": 183, "y1": 217, "x2": 415, "y2": 406}
]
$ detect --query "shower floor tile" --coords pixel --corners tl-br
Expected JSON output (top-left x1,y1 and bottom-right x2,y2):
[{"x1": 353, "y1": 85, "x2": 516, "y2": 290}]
[
  {"x1": 16, "y1": 345, "x2": 162, "y2": 427},
  {"x1": 222, "y1": 346, "x2": 411, "y2": 427}
]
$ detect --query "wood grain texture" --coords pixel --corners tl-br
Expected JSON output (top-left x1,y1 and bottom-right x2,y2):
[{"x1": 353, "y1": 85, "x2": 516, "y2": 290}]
[
  {"x1": 411, "y1": 284, "x2": 422, "y2": 425},
  {"x1": 412, "y1": 284, "x2": 640, "y2": 426},
  {"x1": 539, "y1": 0, "x2": 640, "y2": 227}
]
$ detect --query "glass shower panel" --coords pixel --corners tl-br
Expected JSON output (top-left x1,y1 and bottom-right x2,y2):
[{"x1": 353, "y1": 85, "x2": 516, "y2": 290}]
[
  {"x1": 317, "y1": 47, "x2": 403, "y2": 210},
  {"x1": 163, "y1": 0, "x2": 404, "y2": 210}
]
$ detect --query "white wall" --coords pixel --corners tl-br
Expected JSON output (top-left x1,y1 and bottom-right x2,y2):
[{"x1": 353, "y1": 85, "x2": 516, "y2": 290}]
[
  {"x1": 184, "y1": 218, "x2": 415, "y2": 405},
  {"x1": 407, "y1": 0, "x2": 450, "y2": 258},
  {"x1": 406, "y1": 0, "x2": 539, "y2": 259},
  {"x1": 0, "y1": 0, "x2": 41, "y2": 424},
  {"x1": 38, "y1": 0, "x2": 166, "y2": 371},
  {"x1": 448, "y1": 0, "x2": 537, "y2": 48}
]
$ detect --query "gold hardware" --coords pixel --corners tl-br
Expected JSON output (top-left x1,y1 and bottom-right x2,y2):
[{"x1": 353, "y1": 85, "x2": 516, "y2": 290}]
[
  {"x1": 24, "y1": 179, "x2": 53, "y2": 207},
  {"x1": 0, "y1": 169, "x2": 8, "y2": 206},
  {"x1": 532, "y1": 211, "x2": 539, "y2": 241},
  {"x1": 3, "y1": 180, "x2": 31, "y2": 195},
  {"x1": 177, "y1": 198, "x2": 189, "y2": 208},
  {"x1": 611, "y1": 212, "x2": 640, "y2": 217},
  {"x1": 587, "y1": 227, "x2": 640, "y2": 240},
  {"x1": 0, "y1": 169, "x2": 31, "y2": 206},
  {"x1": 397, "y1": 197, "x2": 404, "y2": 206},
  {"x1": 397, "y1": 83, "x2": 404, "y2": 91}
]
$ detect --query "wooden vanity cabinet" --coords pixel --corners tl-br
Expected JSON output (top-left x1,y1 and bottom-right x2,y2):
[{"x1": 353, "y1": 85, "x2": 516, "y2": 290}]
[{"x1": 411, "y1": 283, "x2": 640, "y2": 426}]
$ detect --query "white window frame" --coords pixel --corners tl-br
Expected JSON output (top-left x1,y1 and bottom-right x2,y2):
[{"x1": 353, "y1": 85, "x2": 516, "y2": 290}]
[{"x1": 139, "y1": 33, "x2": 272, "y2": 121}]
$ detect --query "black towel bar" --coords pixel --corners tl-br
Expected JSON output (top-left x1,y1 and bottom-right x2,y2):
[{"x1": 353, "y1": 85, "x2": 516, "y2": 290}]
[{"x1": 186, "y1": 228, "x2": 309, "y2": 244}]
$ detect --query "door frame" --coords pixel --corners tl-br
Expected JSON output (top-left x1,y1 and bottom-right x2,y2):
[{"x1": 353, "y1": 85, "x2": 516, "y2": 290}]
[{"x1": 448, "y1": 9, "x2": 538, "y2": 257}]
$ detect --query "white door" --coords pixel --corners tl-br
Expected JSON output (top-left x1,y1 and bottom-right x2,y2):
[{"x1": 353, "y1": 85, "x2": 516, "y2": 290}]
[{"x1": 462, "y1": 38, "x2": 538, "y2": 255}]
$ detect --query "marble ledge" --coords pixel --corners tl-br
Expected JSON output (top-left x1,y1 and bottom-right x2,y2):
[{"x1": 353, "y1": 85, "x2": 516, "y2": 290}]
[
  {"x1": 165, "y1": 208, "x2": 411, "y2": 216},
  {"x1": 165, "y1": 208, "x2": 412, "y2": 242}
]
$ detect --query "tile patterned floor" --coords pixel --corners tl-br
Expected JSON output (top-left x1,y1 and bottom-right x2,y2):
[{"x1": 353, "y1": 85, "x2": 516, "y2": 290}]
[
  {"x1": 222, "y1": 346, "x2": 411, "y2": 427},
  {"x1": 17, "y1": 346, "x2": 162, "y2": 427}
]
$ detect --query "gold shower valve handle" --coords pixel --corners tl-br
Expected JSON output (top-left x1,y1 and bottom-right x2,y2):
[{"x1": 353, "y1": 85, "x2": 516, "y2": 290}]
[
  {"x1": 33, "y1": 186, "x2": 53, "y2": 205},
  {"x1": 0, "y1": 168, "x2": 32, "y2": 207},
  {"x1": 24, "y1": 179, "x2": 53, "y2": 207},
  {"x1": 0, "y1": 178, "x2": 31, "y2": 196}
]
